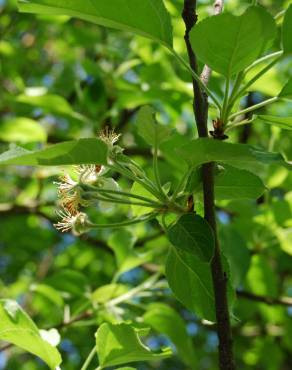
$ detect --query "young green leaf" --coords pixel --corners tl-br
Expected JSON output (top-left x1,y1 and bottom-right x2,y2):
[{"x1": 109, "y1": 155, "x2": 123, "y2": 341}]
[
  {"x1": 167, "y1": 213, "x2": 215, "y2": 262},
  {"x1": 283, "y1": 4, "x2": 292, "y2": 54},
  {"x1": 91, "y1": 284, "x2": 129, "y2": 304},
  {"x1": 136, "y1": 106, "x2": 171, "y2": 146},
  {"x1": 0, "y1": 138, "x2": 108, "y2": 166},
  {"x1": 279, "y1": 77, "x2": 292, "y2": 99},
  {"x1": 95, "y1": 322, "x2": 172, "y2": 368},
  {"x1": 0, "y1": 299, "x2": 62, "y2": 369},
  {"x1": 18, "y1": 0, "x2": 173, "y2": 46},
  {"x1": 165, "y1": 247, "x2": 215, "y2": 321},
  {"x1": 255, "y1": 115, "x2": 292, "y2": 130},
  {"x1": 131, "y1": 182, "x2": 157, "y2": 217},
  {"x1": 178, "y1": 138, "x2": 292, "y2": 172},
  {"x1": 190, "y1": 6, "x2": 276, "y2": 76},
  {"x1": 143, "y1": 303, "x2": 197, "y2": 367}
]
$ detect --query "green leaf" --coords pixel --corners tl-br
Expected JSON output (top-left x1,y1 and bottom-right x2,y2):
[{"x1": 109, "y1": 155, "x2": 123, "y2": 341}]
[
  {"x1": 279, "y1": 77, "x2": 292, "y2": 99},
  {"x1": 283, "y1": 4, "x2": 292, "y2": 54},
  {"x1": 160, "y1": 133, "x2": 189, "y2": 173},
  {"x1": 0, "y1": 138, "x2": 108, "y2": 166},
  {"x1": 92, "y1": 284, "x2": 129, "y2": 304},
  {"x1": 95, "y1": 322, "x2": 172, "y2": 368},
  {"x1": 165, "y1": 247, "x2": 215, "y2": 321},
  {"x1": 215, "y1": 165, "x2": 266, "y2": 200},
  {"x1": 219, "y1": 227, "x2": 251, "y2": 288},
  {"x1": 108, "y1": 229, "x2": 136, "y2": 265},
  {"x1": 0, "y1": 299, "x2": 62, "y2": 369},
  {"x1": 167, "y1": 213, "x2": 215, "y2": 262},
  {"x1": 131, "y1": 182, "x2": 157, "y2": 217},
  {"x1": 136, "y1": 106, "x2": 171, "y2": 146},
  {"x1": 143, "y1": 303, "x2": 197, "y2": 367},
  {"x1": 255, "y1": 115, "x2": 292, "y2": 130},
  {"x1": 178, "y1": 138, "x2": 291, "y2": 172},
  {"x1": 186, "y1": 165, "x2": 266, "y2": 199},
  {"x1": 108, "y1": 229, "x2": 151, "y2": 275},
  {"x1": 18, "y1": 0, "x2": 173, "y2": 46},
  {"x1": 246, "y1": 255, "x2": 278, "y2": 297},
  {"x1": 15, "y1": 93, "x2": 87, "y2": 121},
  {"x1": 45, "y1": 269, "x2": 89, "y2": 296},
  {"x1": 31, "y1": 284, "x2": 64, "y2": 307},
  {"x1": 0, "y1": 117, "x2": 47, "y2": 143},
  {"x1": 190, "y1": 6, "x2": 276, "y2": 76}
]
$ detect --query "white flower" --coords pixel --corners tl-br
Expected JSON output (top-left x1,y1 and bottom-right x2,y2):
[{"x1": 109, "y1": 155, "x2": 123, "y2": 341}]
[
  {"x1": 54, "y1": 173, "x2": 77, "y2": 195},
  {"x1": 54, "y1": 174, "x2": 80, "y2": 214},
  {"x1": 99, "y1": 127, "x2": 121, "y2": 148},
  {"x1": 75, "y1": 164, "x2": 108, "y2": 185},
  {"x1": 54, "y1": 209, "x2": 90, "y2": 235}
]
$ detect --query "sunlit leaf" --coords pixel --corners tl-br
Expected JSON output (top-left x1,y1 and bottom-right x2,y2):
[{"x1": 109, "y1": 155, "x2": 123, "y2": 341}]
[
  {"x1": 18, "y1": 0, "x2": 173, "y2": 46},
  {"x1": 190, "y1": 6, "x2": 276, "y2": 76},
  {"x1": 0, "y1": 117, "x2": 47, "y2": 143},
  {"x1": 0, "y1": 299, "x2": 62, "y2": 369},
  {"x1": 0, "y1": 138, "x2": 108, "y2": 166},
  {"x1": 279, "y1": 77, "x2": 292, "y2": 99},
  {"x1": 91, "y1": 284, "x2": 129, "y2": 304},
  {"x1": 255, "y1": 115, "x2": 292, "y2": 130},
  {"x1": 136, "y1": 105, "x2": 171, "y2": 146},
  {"x1": 95, "y1": 322, "x2": 172, "y2": 368},
  {"x1": 143, "y1": 303, "x2": 197, "y2": 367}
]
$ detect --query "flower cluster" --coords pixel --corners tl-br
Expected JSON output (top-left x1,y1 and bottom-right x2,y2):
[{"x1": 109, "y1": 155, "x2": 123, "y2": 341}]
[{"x1": 54, "y1": 129, "x2": 121, "y2": 234}]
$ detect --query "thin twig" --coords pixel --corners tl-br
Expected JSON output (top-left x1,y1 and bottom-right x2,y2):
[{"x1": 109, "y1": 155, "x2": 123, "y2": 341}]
[{"x1": 237, "y1": 290, "x2": 292, "y2": 307}]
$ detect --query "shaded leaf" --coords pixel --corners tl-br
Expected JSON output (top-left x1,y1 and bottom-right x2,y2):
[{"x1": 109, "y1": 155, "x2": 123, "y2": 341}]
[
  {"x1": 165, "y1": 247, "x2": 215, "y2": 321},
  {"x1": 15, "y1": 93, "x2": 87, "y2": 121},
  {"x1": 214, "y1": 165, "x2": 266, "y2": 200},
  {"x1": 283, "y1": 4, "x2": 292, "y2": 54},
  {"x1": 167, "y1": 213, "x2": 215, "y2": 262},
  {"x1": 220, "y1": 227, "x2": 251, "y2": 288}
]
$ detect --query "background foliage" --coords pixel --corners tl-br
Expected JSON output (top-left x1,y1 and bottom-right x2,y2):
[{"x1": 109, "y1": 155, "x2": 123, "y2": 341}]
[{"x1": 0, "y1": 0, "x2": 292, "y2": 369}]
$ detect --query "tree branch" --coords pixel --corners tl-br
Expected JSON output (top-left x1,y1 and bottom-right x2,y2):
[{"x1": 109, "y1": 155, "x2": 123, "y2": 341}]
[{"x1": 182, "y1": 2, "x2": 235, "y2": 369}]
